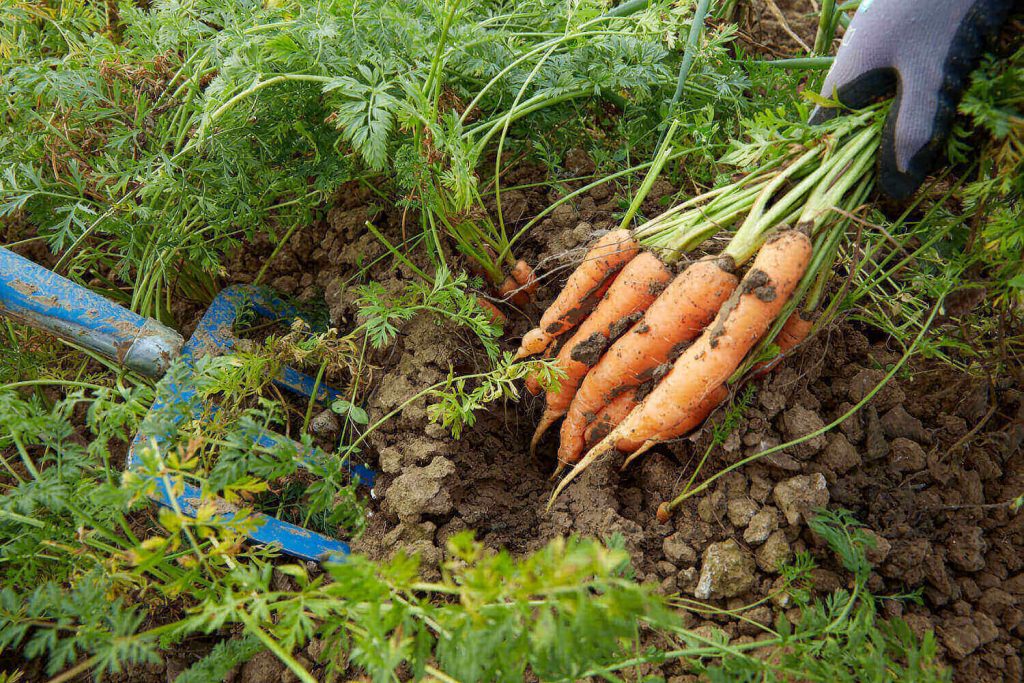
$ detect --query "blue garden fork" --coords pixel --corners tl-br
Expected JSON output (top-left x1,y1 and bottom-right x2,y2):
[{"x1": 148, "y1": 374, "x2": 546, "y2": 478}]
[{"x1": 0, "y1": 247, "x2": 374, "y2": 562}]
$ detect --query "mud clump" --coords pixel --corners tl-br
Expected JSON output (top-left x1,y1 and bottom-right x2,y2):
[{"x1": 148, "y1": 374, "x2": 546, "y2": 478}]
[
  {"x1": 385, "y1": 458, "x2": 457, "y2": 522},
  {"x1": 773, "y1": 473, "x2": 829, "y2": 526},
  {"x1": 695, "y1": 540, "x2": 756, "y2": 599}
]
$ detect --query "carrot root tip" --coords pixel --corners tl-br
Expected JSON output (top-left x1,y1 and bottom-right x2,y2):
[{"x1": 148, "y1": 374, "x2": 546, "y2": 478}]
[
  {"x1": 656, "y1": 502, "x2": 673, "y2": 524},
  {"x1": 619, "y1": 440, "x2": 656, "y2": 471},
  {"x1": 530, "y1": 410, "x2": 561, "y2": 458}
]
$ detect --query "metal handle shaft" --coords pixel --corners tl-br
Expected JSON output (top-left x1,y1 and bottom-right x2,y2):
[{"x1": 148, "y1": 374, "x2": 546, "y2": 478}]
[{"x1": 0, "y1": 247, "x2": 182, "y2": 377}]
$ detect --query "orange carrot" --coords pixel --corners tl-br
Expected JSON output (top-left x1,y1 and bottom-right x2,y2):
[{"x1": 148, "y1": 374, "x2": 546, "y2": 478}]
[
  {"x1": 524, "y1": 341, "x2": 558, "y2": 396},
  {"x1": 515, "y1": 229, "x2": 639, "y2": 359},
  {"x1": 512, "y1": 259, "x2": 538, "y2": 297},
  {"x1": 550, "y1": 230, "x2": 812, "y2": 504},
  {"x1": 476, "y1": 298, "x2": 506, "y2": 325},
  {"x1": 556, "y1": 258, "x2": 738, "y2": 466},
  {"x1": 498, "y1": 275, "x2": 529, "y2": 308},
  {"x1": 530, "y1": 251, "x2": 671, "y2": 454},
  {"x1": 584, "y1": 391, "x2": 638, "y2": 451},
  {"x1": 751, "y1": 312, "x2": 813, "y2": 377},
  {"x1": 619, "y1": 384, "x2": 728, "y2": 470}
]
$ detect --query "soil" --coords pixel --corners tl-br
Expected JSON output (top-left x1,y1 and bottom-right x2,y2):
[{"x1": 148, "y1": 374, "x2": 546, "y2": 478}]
[
  {"x1": 204, "y1": 130, "x2": 1022, "y2": 681},
  {"x1": 96, "y1": 128, "x2": 1021, "y2": 683},
  {"x1": 9, "y1": 3, "x2": 1023, "y2": 681}
]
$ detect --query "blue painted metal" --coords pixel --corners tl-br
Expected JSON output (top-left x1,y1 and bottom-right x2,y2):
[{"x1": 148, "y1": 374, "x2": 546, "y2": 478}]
[
  {"x1": 0, "y1": 248, "x2": 183, "y2": 377},
  {"x1": 1, "y1": 248, "x2": 374, "y2": 561}
]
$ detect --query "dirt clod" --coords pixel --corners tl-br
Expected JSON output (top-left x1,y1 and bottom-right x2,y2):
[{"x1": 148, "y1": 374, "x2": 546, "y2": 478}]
[
  {"x1": 821, "y1": 433, "x2": 861, "y2": 474},
  {"x1": 385, "y1": 457, "x2": 457, "y2": 522},
  {"x1": 773, "y1": 473, "x2": 829, "y2": 526},
  {"x1": 881, "y1": 404, "x2": 932, "y2": 444},
  {"x1": 946, "y1": 526, "x2": 988, "y2": 573},
  {"x1": 695, "y1": 540, "x2": 756, "y2": 599},
  {"x1": 756, "y1": 531, "x2": 792, "y2": 573},
  {"x1": 726, "y1": 498, "x2": 758, "y2": 528},
  {"x1": 663, "y1": 533, "x2": 698, "y2": 567},
  {"x1": 890, "y1": 437, "x2": 927, "y2": 473},
  {"x1": 781, "y1": 406, "x2": 827, "y2": 459},
  {"x1": 743, "y1": 507, "x2": 780, "y2": 545},
  {"x1": 240, "y1": 651, "x2": 287, "y2": 683}
]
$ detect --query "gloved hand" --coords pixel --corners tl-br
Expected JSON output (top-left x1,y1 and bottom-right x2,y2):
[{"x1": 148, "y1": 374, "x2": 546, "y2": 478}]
[{"x1": 809, "y1": 0, "x2": 1015, "y2": 200}]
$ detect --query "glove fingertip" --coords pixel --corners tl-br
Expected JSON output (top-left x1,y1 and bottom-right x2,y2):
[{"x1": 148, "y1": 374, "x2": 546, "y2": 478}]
[{"x1": 878, "y1": 111, "x2": 927, "y2": 202}]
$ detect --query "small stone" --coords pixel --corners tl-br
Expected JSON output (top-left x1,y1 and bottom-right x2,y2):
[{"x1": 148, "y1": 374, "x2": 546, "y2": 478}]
[
  {"x1": 881, "y1": 405, "x2": 931, "y2": 444},
  {"x1": 821, "y1": 433, "x2": 861, "y2": 474},
  {"x1": 743, "y1": 508, "x2": 780, "y2": 545},
  {"x1": 864, "y1": 406, "x2": 889, "y2": 461},
  {"x1": 694, "y1": 540, "x2": 756, "y2": 600},
  {"x1": 756, "y1": 530, "x2": 792, "y2": 573},
  {"x1": 946, "y1": 526, "x2": 987, "y2": 573},
  {"x1": 748, "y1": 474, "x2": 772, "y2": 504},
  {"x1": 762, "y1": 452, "x2": 803, "y2": 472},
  {"x1": 938, "y1": 616, "x2": 981, "y2": 660},
  {"x1": 310, "y1": 409, "x2": 340, "y2": 438},
  {"x1": 890, "y1": 437, "x2": 927, "y2": 473},
  {"x1": 663, "y1": 533, "x2": 698, "y2": 567},
  {"x1": 726, "y1": 498, "x2": 758, "y2": 528},
  {"x1": 677, "y1": 566, "x2": 699, "y2": 592},
  {"x1": 781, "y1": 406, "x2": 827, "y2": 458},
  {"x1": 656, "y1": 560, "x2": 678, "y2": 577},
  {"x1": 385, "y1": 457, "x2": 456, "y2": 522},
  {"x1": 773, "y1": 473, "x2": 830, "y2": 526},
  {"x1": 658, "y1": 574, "x2": 679, "y2": 596}
]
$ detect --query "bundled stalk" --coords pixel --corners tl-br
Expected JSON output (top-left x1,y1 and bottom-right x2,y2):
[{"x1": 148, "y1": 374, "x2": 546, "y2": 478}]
[{"x1": 513, "y1": 107, "x2": 885, "y2": 502}]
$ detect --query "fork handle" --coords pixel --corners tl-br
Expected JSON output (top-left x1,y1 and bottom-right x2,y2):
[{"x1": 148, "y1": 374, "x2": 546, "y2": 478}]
[{"x1": 0, "y1": 247, "x2": 182, "y2": 377}]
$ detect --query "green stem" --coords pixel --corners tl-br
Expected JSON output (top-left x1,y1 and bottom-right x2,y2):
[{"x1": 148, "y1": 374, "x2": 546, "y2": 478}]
[
  {"x1": 658, "y1": 0, "x2": 712, "y2": 145},
  {"x1": 813, "y1": 0, "x2": 837, "y2": 55},
  {"x1": 238, "y1": 612, "x2": 318, "y2": 683},
  {"x1": 618, "y1": 121, "x2": 679, "y2": 232}
]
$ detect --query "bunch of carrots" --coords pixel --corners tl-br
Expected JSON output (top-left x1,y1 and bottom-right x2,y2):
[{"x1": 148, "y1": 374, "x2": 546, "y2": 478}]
[{"x1": 515, "y1": 107, "x2": 883, "y2": 511}]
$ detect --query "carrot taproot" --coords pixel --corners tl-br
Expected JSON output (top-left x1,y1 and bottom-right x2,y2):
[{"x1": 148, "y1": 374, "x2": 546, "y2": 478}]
[
  {"x1": 619, "y1": 384, "x2": 729, "y2": 471},
  {"x1": 476, "y1": 298, "x2": 506, "y2": 325},
  {"x1": 512, "y1": 259, "x2": 538, "y2": 297},
  {"x1": 548, "y1": 390, "x2": 637, "y2": 478},
  {"x1": 751, "y1": 312, "x2": 813, "y2": 378},
  {"x1": 549, "y1": 229, "x2": 812, "y2": 505},
  {"x1": 529, "y1": 251, "x2": 671, "y2": 454},
  {"x1": 515, "y1": 229, "x2": 639, "y2": 360},
  {"x1": 498, "y1": 275, "x2": 529, "y2": 308},
  {"x1": 584, "y1": 391, "x2": 638, "y2": 451},
  {"x1": 556, "y1": 258, "x2": 739, "y2": 466}
]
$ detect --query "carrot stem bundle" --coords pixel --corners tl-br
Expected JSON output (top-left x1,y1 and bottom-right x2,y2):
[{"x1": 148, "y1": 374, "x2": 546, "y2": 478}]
[{"x1": 521, "y1": 107, "x2": 887, "y2": 505}]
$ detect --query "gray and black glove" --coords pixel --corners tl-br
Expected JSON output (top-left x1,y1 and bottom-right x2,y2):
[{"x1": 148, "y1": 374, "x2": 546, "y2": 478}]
[{"x1": 809, "y1": 0, "x2": 1016, "y2": 200}]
